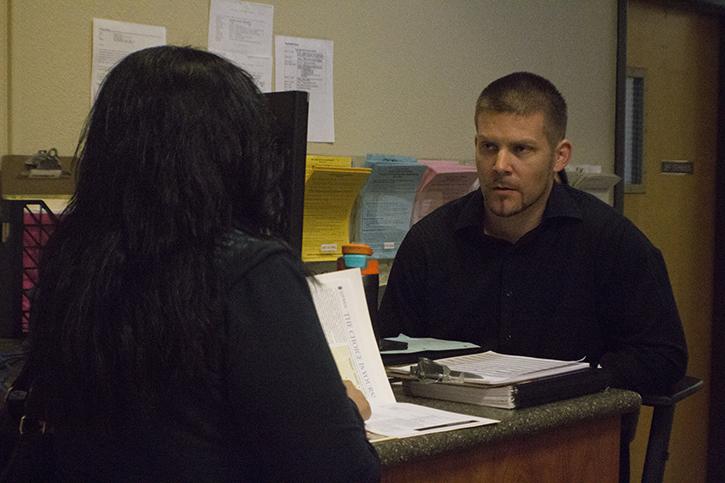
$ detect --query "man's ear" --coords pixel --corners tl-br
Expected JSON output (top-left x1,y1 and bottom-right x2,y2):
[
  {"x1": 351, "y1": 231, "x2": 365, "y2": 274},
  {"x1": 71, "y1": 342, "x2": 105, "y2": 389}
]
[{"x1": 554, "y1": 139, "x2": 572, "y2": 171}]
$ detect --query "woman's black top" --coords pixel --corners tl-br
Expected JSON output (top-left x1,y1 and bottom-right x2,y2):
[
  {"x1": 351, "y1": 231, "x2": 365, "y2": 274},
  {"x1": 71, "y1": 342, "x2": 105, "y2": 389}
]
[{"x1": 52, "y1": 230, "x2": 380, "y2": 482}]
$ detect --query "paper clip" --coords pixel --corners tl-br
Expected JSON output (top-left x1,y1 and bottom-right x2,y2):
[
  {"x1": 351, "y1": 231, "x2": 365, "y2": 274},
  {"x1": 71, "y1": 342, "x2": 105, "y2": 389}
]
[{"x1": 411, "y1": 357, "x2": 483, "y2": 384}]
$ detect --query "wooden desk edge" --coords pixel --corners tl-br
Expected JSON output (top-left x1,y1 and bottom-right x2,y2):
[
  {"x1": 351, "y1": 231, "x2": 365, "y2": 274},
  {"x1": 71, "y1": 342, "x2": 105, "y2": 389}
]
[{"x1": 374, "y1": 387, "x2": 641, "y2": 468}]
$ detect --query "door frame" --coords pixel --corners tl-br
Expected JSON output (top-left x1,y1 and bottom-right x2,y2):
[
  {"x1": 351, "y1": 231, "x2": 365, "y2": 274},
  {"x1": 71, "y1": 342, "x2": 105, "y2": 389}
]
[
  {"x1": 615, "y1": 1, "x2": 725, "y2": 481},
  {"x1": 711, "y1": 13, "x2": 725, "y2": 483}
]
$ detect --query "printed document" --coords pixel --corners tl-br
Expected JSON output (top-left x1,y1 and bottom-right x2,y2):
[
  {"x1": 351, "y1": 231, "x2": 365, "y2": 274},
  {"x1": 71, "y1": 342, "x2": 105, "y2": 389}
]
[
  {"x1": 308, "y1": 269, "x2": 497, "y2": 438},
  {"x1": 355, "y1": 155, "x2": 426, "y2": 259},
  {"x1": 302, "y1": 167, "x2": 371, "y2": 262},
  {"x1": 91, "y1": 18, "x2": 166, "y2": 101},
  {"x1": 275, "y1": 36, "x2": 334, "y2": 142},
  {"x1": 207, "y1": 0, "x2": 274, "y2": 92},
  {"x1": 411, "y1": 160, "x2": 478, "y2": 224},
  {"x1": 305, "y1": 154, "x2": 352, "y2": 181}
]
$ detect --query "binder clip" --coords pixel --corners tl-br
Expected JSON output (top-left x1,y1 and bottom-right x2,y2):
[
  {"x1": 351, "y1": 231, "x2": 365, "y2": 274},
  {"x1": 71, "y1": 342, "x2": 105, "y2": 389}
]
[{"x1": 411, "y1": 357, "x2": 482, "y2": 385}]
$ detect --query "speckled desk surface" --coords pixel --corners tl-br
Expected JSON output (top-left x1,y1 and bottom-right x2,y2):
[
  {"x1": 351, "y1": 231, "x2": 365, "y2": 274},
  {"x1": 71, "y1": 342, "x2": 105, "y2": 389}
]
[
  {"x1": 373, "y1": 384, "x2": 641, "y2": 467},
  {"x1": 0, "y1": 337, "x2": 642, "y2": 468}
]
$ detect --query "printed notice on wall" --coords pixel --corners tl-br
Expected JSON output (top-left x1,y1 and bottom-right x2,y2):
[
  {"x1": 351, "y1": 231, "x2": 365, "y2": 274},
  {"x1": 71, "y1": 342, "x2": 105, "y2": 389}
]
[
  {"x1": 91, "y1": 18, "x2": 166, "y2": 102},
  {"x1": 275, "y1": 36, "x2": 334, "y2": 143},
  {"x1": 208, "y1": 0, "x2": 274, "y2": 92}
]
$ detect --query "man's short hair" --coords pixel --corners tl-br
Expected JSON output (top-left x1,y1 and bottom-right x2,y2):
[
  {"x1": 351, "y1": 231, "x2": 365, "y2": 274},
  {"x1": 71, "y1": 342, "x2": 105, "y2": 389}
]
[{"x1": 475, "y1": 72, "x2": 567, "y2": 148}]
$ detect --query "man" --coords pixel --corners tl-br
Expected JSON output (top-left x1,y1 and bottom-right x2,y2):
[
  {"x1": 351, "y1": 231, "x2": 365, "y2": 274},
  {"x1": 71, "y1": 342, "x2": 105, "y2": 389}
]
[
  {"x1": 379, "y1": 73, "x2": 687, "y2": 481},
  {"x1": 378, "y1": 72, "x2": 687, "y2": 395}
]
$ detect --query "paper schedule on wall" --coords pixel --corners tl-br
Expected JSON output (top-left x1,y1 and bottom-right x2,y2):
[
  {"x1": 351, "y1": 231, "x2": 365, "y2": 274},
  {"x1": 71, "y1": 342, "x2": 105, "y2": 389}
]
[
  {"x1": 275, "y1": 36, "x2": 334, "y2": 143},
  {"x1": 207, "y1": 0, "x2": 274, "y2": 92},
  {"x1": 91, "y1": 18, "x2": 166, "y2": 102}
]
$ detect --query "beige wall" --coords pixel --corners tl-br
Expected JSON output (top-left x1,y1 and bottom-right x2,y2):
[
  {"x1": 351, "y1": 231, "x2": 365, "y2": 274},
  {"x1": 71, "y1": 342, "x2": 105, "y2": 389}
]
[
  {"x1": 5, "y1": 0, "x2": 617, "y2": 172},
  {"x1": 1, "y1": 0, "x2": 8, "y2": 159},
  {"x1": 625, "y1": 2, "x2": 718, "y2": 482}
]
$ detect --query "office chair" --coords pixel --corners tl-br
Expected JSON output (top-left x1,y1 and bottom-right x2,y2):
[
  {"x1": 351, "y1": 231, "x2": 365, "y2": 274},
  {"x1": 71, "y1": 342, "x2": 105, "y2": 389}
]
[{"x1": 639, "y1": 375, "x2": 703, "y2": 483}]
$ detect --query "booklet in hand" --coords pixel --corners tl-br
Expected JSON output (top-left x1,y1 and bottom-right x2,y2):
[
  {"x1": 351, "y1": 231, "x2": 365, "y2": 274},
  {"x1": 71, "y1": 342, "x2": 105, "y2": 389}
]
[{"x1": 307, "y1": 269, "x2": 498, "y2": 438}]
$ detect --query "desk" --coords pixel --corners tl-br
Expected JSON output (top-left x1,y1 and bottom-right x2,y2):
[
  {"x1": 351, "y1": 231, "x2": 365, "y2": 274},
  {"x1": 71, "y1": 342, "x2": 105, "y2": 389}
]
[
  {"x1": 0, "y1": 338, "x2": 639, "y2": 481},
  {"x1": 374, "y1": 386, "x2": 640, "y2": 483}
]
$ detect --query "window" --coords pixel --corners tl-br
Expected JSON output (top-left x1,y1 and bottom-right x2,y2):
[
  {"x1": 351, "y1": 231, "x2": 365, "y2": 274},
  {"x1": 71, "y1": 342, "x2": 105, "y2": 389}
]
[{"x1": 624, "y1": 68, "x2": 646, "y2": 193}]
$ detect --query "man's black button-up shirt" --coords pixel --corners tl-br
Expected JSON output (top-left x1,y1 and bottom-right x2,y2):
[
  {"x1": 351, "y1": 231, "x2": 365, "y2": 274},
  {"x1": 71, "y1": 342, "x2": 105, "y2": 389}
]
[{"x1": 378, "y1": 184, "x2": 687, "y2": 393}]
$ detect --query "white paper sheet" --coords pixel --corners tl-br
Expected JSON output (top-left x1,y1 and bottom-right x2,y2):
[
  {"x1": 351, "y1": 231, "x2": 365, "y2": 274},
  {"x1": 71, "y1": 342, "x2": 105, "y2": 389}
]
[
  {"x1": 388, "y1": 351, "x2": 590, "y2": 386},
  {"x1": 91, "y1": 18, "x2": 166, "y2": 101},
  {"x1": 364, "y1": 402, "x2": 489, "y2": 438},
  {"x1": 275, "y1": 36, "x2": 334, "y2": 142},
  {"x1": 208, "y1": 0, "x2": 274, "y2": 92},
  {"x1": 308, "y1": 269, "x2": 497, "y2": 438}
]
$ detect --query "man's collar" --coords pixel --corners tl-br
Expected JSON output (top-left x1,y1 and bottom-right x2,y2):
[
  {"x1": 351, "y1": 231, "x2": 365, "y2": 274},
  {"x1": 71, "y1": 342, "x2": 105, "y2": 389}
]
[
  {"x1": 455, "y1": 190, "x2": 485, "y2": 231},
  {"x1": 454, "y1": 183, "x2": 582, "y2": 232},
  {"x1": 543, "y1": 183, "x2": 582, "y2": 222}
]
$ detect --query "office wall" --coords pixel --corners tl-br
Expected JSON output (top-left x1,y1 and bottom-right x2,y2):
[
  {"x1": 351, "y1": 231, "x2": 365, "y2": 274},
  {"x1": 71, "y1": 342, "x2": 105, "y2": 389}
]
[
  {"x1": 4, "y1": 0, "x2": 617, "y2": 172},
  {"x1": 1, "y1": 0, "x2": 8, "y2": 158}
]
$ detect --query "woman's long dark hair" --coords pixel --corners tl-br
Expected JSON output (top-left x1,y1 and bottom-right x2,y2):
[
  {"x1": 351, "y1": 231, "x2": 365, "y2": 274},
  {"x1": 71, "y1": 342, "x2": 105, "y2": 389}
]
[{"x1": 26, "y1": 46, "x2": 283, "y2": 424}]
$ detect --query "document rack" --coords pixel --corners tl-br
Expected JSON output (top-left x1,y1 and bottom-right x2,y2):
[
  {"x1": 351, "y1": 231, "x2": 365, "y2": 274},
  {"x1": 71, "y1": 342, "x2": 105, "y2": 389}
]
[{"x1": 0, "y1": 199, "x2": 59, "y2": 337}]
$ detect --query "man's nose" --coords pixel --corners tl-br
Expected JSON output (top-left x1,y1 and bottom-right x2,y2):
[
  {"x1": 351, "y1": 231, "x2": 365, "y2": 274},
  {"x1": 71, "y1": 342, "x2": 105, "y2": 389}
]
[{"x1": 493, "y1": 150, "x2": 513, "y2": 173}]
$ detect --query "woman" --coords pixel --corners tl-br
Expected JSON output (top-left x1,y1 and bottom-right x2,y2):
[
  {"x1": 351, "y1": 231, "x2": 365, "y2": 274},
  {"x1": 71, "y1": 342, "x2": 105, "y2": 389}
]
[{"x1": 22, "y1": 46, "x2": 379, "y2": 481}]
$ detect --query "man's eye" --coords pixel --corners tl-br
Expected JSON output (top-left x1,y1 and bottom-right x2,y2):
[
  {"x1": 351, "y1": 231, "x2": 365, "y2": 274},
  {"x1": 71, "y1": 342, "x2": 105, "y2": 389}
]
[
  {"x1": 479, "y1": 142, "x2": 497, "y2": 153},
  {"x1": 513, "y1": 145, "x2": 532, "y2": 155}
]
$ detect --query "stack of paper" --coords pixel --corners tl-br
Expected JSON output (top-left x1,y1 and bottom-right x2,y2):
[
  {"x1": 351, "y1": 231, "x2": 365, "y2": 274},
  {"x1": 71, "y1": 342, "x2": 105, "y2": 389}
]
[
  {"x1": 308, "y1": 269, "x2": 497, "y2": 439},
  {"x1": 305, "y1": 155, "x2": 353, "y2": 181},
  {"x1": 411, "y1": 160, "x2": 478, "y2": 224},
  {"x1": 400, "y1": 368, "x2": 609, "y2": 409},
  {"x1": 387, "y1": 352, "x2": 607, "y2": 409},
  {"x1": 353, "y1": 154, "x2": 427, "y2": 259},
  {"x1": 388, "y1": 352, "x2": 590, "y2": 385},
  {"x1": 302, "y1": 166, "x2": 371, "y2": 262}
]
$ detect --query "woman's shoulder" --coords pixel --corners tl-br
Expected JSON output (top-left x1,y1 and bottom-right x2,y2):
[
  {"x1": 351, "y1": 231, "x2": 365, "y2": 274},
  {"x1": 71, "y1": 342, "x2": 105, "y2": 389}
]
[{"x1": 216, "y1": 229, "x2": 293, "y2": 279}]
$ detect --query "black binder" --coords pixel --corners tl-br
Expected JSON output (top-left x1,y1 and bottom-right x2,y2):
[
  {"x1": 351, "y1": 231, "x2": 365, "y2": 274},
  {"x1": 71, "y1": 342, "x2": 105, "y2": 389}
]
[{"x1": 402, "y1": 368, "x2": 611, "y2": 409}]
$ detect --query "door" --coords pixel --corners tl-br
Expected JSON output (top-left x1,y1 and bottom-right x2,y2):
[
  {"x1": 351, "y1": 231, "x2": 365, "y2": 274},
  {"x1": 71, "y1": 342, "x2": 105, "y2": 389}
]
[{"x1": 625, "y1": 2, "x2": 719, "y2": 482}]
